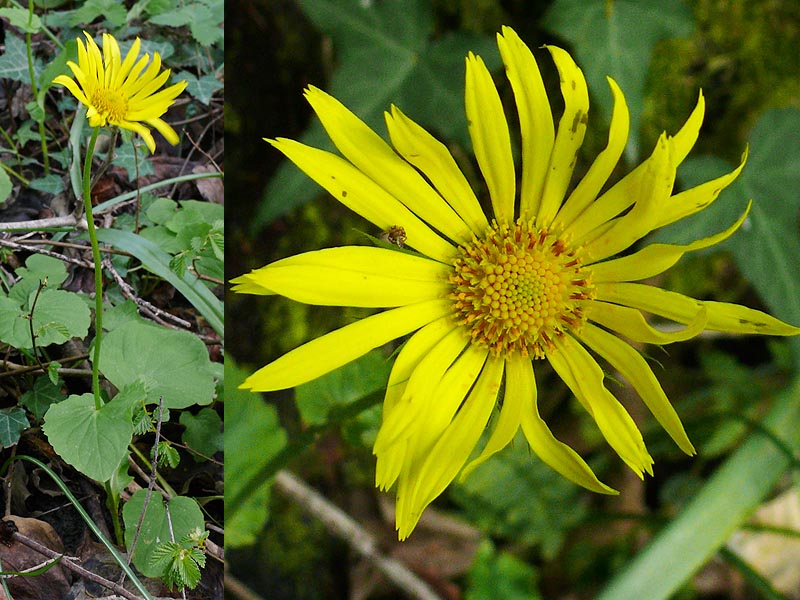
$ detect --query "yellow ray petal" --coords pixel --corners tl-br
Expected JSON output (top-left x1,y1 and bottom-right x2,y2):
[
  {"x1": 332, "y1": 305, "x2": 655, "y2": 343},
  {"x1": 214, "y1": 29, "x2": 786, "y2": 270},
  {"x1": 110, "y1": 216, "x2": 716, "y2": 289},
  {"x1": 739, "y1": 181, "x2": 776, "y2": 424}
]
[
  {"x1": 268, "y1": 138, "x2": 456, "y2": 262},
  {"x1": 385, "y1": 105, "x2": 489, "y2": 234},
  {"x1": 548, "y1": 335, "x2": 654, "y2": 477},
  {"x1": 397, "y1": 354, "x2": 502, "y2": 540},
  {"x1": 241, "y1": 299, "x2": 450, "y2": 392},
  {"x1": 577, "y1": 323, "x2": 695, "y2": 455},
  {"x1": 654, "y1": 147, "x2": 748, "y2": 229},
  {"x1": 536, "y1": 46, "x2": 589, "y2": 229},
  {"x1": 508, "y1": 353, "x2": 616, "y2": 493},
  {"x1": 465, "y1": 52, "x2": 515, "y2": 224},
  {"x1": 376, "y1": 317, "x2": 453, "y2": 490},
  {"x1": 584, "y1": 301, "x2": 707, "y2": 345},
  {"x1": 231, "y1": 246, "x2": 449, "y2": 307},
  {"x1": 554, "y1": 77, "x2": 629, "y2": 231},
  {"x1": 497, "y1": 26, "x2": 554, "y2": 219},
  {"x1": 589, "y1": 202, "x2": 751, "y2": 282},
  {"x1": 304, "y1": 86, "x2": 471, "y2": 245},
  {"x1": 582, "y1": 133, "x2": 675, "y2": 262},
  {"x1": 373, "y1": 326, "x2": 470, "y2": 454},
  {"x1": 597, "y1": 282, "x2": 800, "y2": 336}
]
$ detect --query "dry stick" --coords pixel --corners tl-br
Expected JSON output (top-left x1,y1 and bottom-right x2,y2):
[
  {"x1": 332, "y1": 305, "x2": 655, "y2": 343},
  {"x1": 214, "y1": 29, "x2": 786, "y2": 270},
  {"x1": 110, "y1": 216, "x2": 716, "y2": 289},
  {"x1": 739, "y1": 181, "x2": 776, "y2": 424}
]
[
  {"x1": 274, "y1": 470, "x2": 443, "y2": 600},
  {"x1": 0, "y1": 354, "x2": 90, "y2": 378},
  {"x1": 10, "y1": 530, "x2": 143, "y2": 600},
  {"x1": 102, "y1": 257, "x2": 192, "y2": 329},
  {"x1": 0, "y1": 216, "x2": 81, "y2": 231},
  {"x1": 0, "y1": 237, "x2": 93, "y2": 268}
]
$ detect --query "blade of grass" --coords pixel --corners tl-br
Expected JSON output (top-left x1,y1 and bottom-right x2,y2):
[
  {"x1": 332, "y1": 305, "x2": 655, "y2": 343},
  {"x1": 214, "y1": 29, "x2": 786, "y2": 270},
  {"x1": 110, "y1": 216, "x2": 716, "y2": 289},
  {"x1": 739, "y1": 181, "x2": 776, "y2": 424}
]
[
  {"x1": 92, "y1": 228, "x2": 223, "y2": 337},
  {"x1": 597, "y1": 377, "x2": 800, "y2": 600},
  {"x1": 1, "y1": 455, "x2": 153, "y2": 600}
]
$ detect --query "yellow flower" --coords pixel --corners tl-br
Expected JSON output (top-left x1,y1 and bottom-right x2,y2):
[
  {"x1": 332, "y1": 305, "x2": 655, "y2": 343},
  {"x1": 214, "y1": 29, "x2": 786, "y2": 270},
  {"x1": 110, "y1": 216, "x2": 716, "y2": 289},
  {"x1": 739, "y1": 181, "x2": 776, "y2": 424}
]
[
  {"x1": 53, "y1": 31, "x2": 187, "y2": 153},
  {"x1": 233, "y1": 26, "x2": 800, "y2": 539}
]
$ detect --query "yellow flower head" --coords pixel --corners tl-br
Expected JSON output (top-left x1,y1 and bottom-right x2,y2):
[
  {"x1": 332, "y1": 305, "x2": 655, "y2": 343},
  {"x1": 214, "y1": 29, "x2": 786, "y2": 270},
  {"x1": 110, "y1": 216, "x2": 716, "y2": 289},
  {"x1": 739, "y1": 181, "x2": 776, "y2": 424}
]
[
  {"x1": 53, "y1": 31, "x2": 187, "y2": 153},
  {"x1": 233, "y1": 26, "x2": 800, "y2": 540}
]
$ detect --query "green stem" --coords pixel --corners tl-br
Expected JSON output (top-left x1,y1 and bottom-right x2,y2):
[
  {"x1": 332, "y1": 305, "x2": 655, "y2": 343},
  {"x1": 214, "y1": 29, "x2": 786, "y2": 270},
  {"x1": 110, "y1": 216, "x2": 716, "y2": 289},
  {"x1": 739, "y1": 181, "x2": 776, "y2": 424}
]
[{"x1": 82, "y1": 127, "x2": 103, "y2": 410}]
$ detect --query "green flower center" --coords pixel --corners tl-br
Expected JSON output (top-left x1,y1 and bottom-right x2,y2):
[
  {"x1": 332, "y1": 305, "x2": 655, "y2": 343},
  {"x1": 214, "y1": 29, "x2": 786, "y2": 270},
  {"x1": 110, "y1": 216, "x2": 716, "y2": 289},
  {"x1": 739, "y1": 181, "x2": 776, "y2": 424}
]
[
  {"x1": 448, "y1": 219, "x2": 593, "y2": 358},
  {"x1": 90, "y1": 88, "x2": 129, "y2": 123}
]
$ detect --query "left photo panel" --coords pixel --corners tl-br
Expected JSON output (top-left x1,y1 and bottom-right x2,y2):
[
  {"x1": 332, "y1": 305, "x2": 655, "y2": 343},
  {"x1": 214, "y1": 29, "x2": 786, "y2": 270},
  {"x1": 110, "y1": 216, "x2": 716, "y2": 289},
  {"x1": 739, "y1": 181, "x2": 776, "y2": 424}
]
[{"x1": 0, "y1": 2, "x2": 223, "y2": 598}]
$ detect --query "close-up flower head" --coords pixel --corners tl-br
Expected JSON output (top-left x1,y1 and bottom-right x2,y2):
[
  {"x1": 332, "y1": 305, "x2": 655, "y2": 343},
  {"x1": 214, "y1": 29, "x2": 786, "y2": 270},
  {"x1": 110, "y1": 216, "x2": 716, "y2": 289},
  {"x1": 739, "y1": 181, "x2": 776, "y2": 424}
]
[
  {"x1": 53, "y1": 31, "x2": 187, "y2": 153},
  {"x1": 232, "y1": 26, "x2": 799, "y2": 540}
]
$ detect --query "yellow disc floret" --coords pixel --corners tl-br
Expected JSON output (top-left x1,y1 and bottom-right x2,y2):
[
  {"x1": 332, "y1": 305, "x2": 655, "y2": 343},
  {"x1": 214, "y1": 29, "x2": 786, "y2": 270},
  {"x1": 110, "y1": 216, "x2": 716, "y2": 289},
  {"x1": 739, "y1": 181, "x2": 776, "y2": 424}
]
[{"x1": 449, "y1": 219, "x2": 593, "y2": 358}]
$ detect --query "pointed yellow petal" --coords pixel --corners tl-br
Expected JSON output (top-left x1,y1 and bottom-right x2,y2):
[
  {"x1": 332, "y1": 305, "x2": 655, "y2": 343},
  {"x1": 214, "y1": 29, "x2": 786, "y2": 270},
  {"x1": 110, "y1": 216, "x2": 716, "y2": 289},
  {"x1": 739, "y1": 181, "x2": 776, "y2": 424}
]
[
  {"x1": 375, "y1": 317, "x2": 454, "y2": 490},
  {"x1": 536, "y1": 46, "x2": 589, "y2": 229},
  {"x1": 582, "y1": 133, "x2": 675, "y2": 261},
  {"x1": 589, "y1": 202, "x2": 751, "y2": 282},
  {"x1": 305, "y1": 86, "x2": 471, "y2": 245},
  {"x1": 577, "y1": 323, "x2": 695, "y2": 455},
  {"x1": 373, "y1": 327, "x2": 470, "y2": 454},
  {"x1": 548, "y1": 335, "x2": 654, "y2": 477},
  {"x1": 52, "y1": 75, "x2": 89, "y2": 106},
  {"x1": 268, "y1": 138, "x2": 456, "y2": 262},
  {"x1": 554, "y1": 77, "x2": 629, "y2": 231},
  {"x1": 654, "y1": 147, "x2": 748, "y2": 229},
  {"x1": 465, "y1": 52, "x2": 515, "y2": 224},
  {"x1": 144, "y1": 117, "x2": 180, "y2": 146},
  {"x1": 670, "y1": 91, "x2": 705, "y2": 165},
  {"x1": 597, "y1": 282, "x2": 800, "y2": 336},
  {"x1": 497, "y1": 26, "x2": 553, "y2": 219},
  {"x1": 241, "y1": 299, "x2": 450, "y2": 392},
  {"x1": 397, "y1": 354, "x2": 502, "y2": 540},
  {"x1": 232, "y1": 246, "x2": 449, "y2": 307},
  {"x1": 508, "y1": 353, "x2": 616, "y2": 493},
  {"x1": 385, "y1": 105, "x2": 489, "y2": 234},
  {"x1": 585, "y1": 301, "x2": 707, "y2": 345}
]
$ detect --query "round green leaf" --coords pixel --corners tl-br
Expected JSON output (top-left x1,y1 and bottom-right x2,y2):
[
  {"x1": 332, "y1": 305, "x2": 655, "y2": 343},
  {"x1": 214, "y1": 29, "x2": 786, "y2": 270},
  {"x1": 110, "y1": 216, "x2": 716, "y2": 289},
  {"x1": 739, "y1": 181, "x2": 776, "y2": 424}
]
[{"x1": 99, "y1": 321, "x2": 216, "y2": 409}]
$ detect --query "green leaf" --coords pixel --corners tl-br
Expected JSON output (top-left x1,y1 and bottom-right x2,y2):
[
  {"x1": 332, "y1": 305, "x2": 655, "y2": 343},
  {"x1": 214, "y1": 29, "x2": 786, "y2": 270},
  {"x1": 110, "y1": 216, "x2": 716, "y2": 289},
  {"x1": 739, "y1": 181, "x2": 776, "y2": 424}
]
[
  {"x1": 0, "y1": 166, "x2": 11, "y2": 204},
  {"x1": 42, "y1": 392, "x2": 134, "y2": 482},
  {"x1": 466, "y1": 540, "x2": 543, "y2": 600},
  {"x1": 542, "y1": 0, "x2": 695, "y2": 161},
  {"x1": 451, "y1": 431, "x2": 588, "y2": 559},
  {"x1": 93, "y1": 228, "x2": 223, "y2": 336},
  {"x1": 0, "y1": 407, "x2": 29, "y2": 448},
  {"x1": 598, "y1": 378, "x2": 800, "y2": 600},
  {"x1": 122, "y1": 490, "x2": 205, "y2": 578},
  {"x1": 653, "y1": 108, "x2": 800, "y2": 365},
  {"x1": 0, "y1": 34, "x2": 43, "y2": 83},
  {"x1": 109, "y1": 140, "x2": 155, "y2": 181},
  {"x1": 179, "y1": 408, "x2": 223, "y2": 459},
  {"x1": 0, "y1": 288, "x2": 90, "y2": 350},
  {"x1": 0, "y1": 7, "x2": 43, "y2": 32},
  {"x1": 254, "y1": 0, "x2": 500, "y2": 227},
  {"x1": 182, "y1": 72, "x2": 223, "y2": 105},
  {"x1": 69, "y1": 0, "x2": 127, "y2": 27},
  {"x1": 225, "y1": 359, "x2": 287, "y2": 548},
  {"x1": 149, "y1": 0, "x2": 223, "y2": 46},
  {"x1": 21, "y1": 376, "x2": 66, "y2": 422},
  {"x1": 9, "y1": 254, "x2": 68, "y2": 305},
  {"x1": 99, "y1": 320, "x2": 216, "y2": 410}
]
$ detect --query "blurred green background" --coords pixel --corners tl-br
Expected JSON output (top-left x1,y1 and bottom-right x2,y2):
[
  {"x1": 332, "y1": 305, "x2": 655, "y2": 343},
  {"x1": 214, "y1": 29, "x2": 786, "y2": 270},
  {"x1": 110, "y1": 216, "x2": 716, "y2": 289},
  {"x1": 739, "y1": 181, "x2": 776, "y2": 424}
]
[{"x1": 225, "y1": 1, "x2": 800, "y2": 599}]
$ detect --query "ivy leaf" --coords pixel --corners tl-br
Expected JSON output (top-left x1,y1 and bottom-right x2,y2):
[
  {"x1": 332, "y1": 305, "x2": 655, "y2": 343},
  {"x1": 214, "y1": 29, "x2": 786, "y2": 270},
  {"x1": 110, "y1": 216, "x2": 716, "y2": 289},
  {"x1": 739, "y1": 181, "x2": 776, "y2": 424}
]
[
  {"x1": 0, "y1": 7, "x2": 42, "y2": 33},
  {"x1": 149, "y1": 0, "x2": 223, "y2": 46},
  {"x1": 182, "y1": 72, "x2": 223, "y2": 105},
  {"x1": 542, "y1": 0, "x2": 694, "y2": 161},
  {"x1": 0, "y1": 289, "x2": 90, "y2": 350},
  {"x1": 21, "y1": 376, "x2": 66, "y2": 422},
  {"x1": 180, "y1": 408, "x2": 223, "y2": 460},
  {"x1": 652, "y1": 108, "x2": 800, "y2": 365},
  {"x1": 68, "y1": 0, "x2": 127, "y2": 27},
  {"x1": 0, "y1": 407, "x2": 29, "y2": 448},
  {"x1": 0, "y1": 34, "x2": 43, "y2": 83},
  {"x1": 254, "y1": 0, "x2": 501, "y2": 226},
  {"x1": 43, "y1": 392, "x2": 134, "y2": 482}
]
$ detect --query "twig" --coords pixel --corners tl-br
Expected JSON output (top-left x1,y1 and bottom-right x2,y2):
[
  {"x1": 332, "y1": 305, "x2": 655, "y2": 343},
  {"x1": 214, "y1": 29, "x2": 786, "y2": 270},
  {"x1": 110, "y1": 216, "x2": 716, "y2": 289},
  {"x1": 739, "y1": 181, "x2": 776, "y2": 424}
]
[
  {"x1": 0, "y1": 354, "x2": 89, "y2": 378},
  {"x1": 102, "y1": 257, "x2": 192, "y2": 329},
  {"x1": 10, "y1": 529, "x2": 143, "y2": 600},
  {"x1": 0, "y1": 215, "x2": 83, "y2": 231},
  {"x1": 274, "y1": 470, "x2": 442, "y2": 600},
  {"x1": 0, "y1": 237, "x2": 93, "y2": 268}
]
